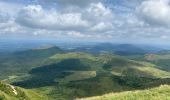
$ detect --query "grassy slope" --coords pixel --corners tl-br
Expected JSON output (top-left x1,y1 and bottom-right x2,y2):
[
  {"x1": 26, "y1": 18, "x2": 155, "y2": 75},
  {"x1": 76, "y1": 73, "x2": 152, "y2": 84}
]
[
  {"x1": 101, "y1": 54, "x2": 170, "y2": 78},
  {"x1": 44, "y1": 53, "x2": 170, "y2": 81},
  {"x1": 144, "y1": 54, "x2": 170, "y2": 71},
  {"x1": 78, "y1": 85, "x2": 170, "y2": 100},
  {"x1": 0, "y1": 82, "x2": 47, "y2": 100},
  {"x1": 126, "y1": 53, "x2": 170, "y2": 71},
  {"x1": 50, "y1": 52, "x2": 96, "y2": 61},
  {"x1": 0, "y1": 46, "x2": 63, "y2": 80}
]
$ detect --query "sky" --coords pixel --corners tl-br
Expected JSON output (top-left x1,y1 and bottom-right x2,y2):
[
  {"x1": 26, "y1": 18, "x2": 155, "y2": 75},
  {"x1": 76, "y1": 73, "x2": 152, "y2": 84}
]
[{"x1": 0, "y1": 0, "x2": 170, "y2": 44}]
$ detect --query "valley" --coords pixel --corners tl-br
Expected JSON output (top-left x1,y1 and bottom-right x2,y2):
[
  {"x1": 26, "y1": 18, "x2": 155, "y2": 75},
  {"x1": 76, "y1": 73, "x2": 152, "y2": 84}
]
[{"x1": 0, "y1": 43, "x2": 170, "y2": 100}]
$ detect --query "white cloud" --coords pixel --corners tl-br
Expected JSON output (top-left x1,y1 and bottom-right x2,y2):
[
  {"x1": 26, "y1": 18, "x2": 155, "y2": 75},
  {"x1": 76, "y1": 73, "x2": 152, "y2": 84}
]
[
  {"x1": 57, "y1": 0, "x2": 98, "y2": 7},
  {"x1": 1, "y1": 0, "x2": 170, "y2": 43},
  {"x1": 16, "y1": 3, "x2": 114, "y2": 33},
  {"x1": 137, "y1": 0, "x2": 170, "y2": 26},
  {"x1": 67, "y1": 31, "x2": 90, "y2": 38},
  {"x1": 161, "y1": 35, "x2": 169, "y2": 39},
  {"x1": 0, "y1": 1, "x2": 23, "y2": 23},
  {"x1": 0, "y1": 1, "x2": 25, "y2": 36},
  {"x1": 85, "y1": 2, "x2": 113, "y2": 21},
  {"x1": 66, "y1": 31, "x2": 114, "y2": 39},
  {"x1": 85, "y1": 2, "x2": 114, "y2": 32},
  {"x1": 90, "y1": 22, "x2": 113, "y2": 32},
  {"x1": 0, "y1": 1, "x2": 115, "y2": 39},
  {"x1": 0, "y1": 1, "x2": 22, "y2": 17},
  {"x1": 0, "y1": 12, "x2": 9, "y2": 23},
  {"x1": 16, "y1": 5, "x2": 89, "y2": 31}
]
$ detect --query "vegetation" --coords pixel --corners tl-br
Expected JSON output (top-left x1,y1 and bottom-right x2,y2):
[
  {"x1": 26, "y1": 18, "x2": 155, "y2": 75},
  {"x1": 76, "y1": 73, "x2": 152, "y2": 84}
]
[
  {"x1": 0, "y1": 82, "x2": 47, "y2": 100},
  {"x1": 0, "y1": 46, "x2": 170, "y2": 100},
  {"x1": 0, "y1": 46, "x2": 63, "y2": 80},
  {"x1": 10, "y1": 52, "x2": 170, "y2": 99},
  {"x1": 78, "y1": 85, "x2": 170, "y2": 100}
]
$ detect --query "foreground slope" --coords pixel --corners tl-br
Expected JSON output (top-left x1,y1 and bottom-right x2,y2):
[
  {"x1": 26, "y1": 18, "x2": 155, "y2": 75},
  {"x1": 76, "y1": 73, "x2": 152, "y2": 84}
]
[
  {"x1": 0, "y1": 82, "x2": 47, "y2": 100},
  {"x1": 78, "y1": 85, "x2": 170, "y2": 100}
]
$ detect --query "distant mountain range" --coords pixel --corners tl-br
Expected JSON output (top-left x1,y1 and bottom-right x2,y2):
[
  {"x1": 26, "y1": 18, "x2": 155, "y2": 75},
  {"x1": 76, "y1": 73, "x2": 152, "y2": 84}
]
[{"x1": 69, "y1": 43, "x2": 163, "y2": 55}]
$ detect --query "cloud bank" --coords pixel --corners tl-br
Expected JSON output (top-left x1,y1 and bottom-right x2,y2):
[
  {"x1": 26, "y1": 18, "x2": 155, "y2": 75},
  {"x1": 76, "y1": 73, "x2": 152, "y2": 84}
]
[{"x1": 0, "y1": 0, "x2": 170, "y2": 43}]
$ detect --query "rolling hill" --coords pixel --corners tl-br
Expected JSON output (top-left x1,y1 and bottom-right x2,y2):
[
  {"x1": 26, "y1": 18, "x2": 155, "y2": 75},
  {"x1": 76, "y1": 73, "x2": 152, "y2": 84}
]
[
  {"x1": 0, "y1": 45, "x2": 64, "y2": 80},
  {"x1": 126, "y1": 51, "x2": 170, "y2": 71},
  {"x1": 11, "y1": 52, "x2": 170, "y2": 99},
  {"x1": 0, "y1": 45, "x2": 170, "y2": 100}
]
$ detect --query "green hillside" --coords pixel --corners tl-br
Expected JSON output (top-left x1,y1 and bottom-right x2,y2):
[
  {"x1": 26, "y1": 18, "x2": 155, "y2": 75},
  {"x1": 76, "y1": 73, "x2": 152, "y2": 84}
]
[
  {"x1": 125, "y1": 52, "x2": 170, "y2": 71},
  {"x1": 0, "y1": 82, "x2": 47, "y2": 100},
  {"x1": 78, "y1": 85, "x2": 170, "y2": 100},
  {"x1": 145, "y1": 53, "x2": 170, "y2": 71},
  {"x1": 0, "y1": 46, "x2": 63, "y2": 80},
  {"x1": 11, "y1": 52, "x2": 170, "y2": 99}
]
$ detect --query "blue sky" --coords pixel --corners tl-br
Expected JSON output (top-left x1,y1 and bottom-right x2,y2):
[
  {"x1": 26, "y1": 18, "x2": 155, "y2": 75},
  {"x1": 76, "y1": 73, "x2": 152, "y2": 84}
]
[{"x1": 0, "y1": 0, "x2": 170, "y2": 44}]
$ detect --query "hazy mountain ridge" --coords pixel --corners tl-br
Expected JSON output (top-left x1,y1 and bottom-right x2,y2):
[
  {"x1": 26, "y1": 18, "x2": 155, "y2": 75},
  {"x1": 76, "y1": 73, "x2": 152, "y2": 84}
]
[{"x1": 69, "y1": 43, "x2": 164, "y2": 56}]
